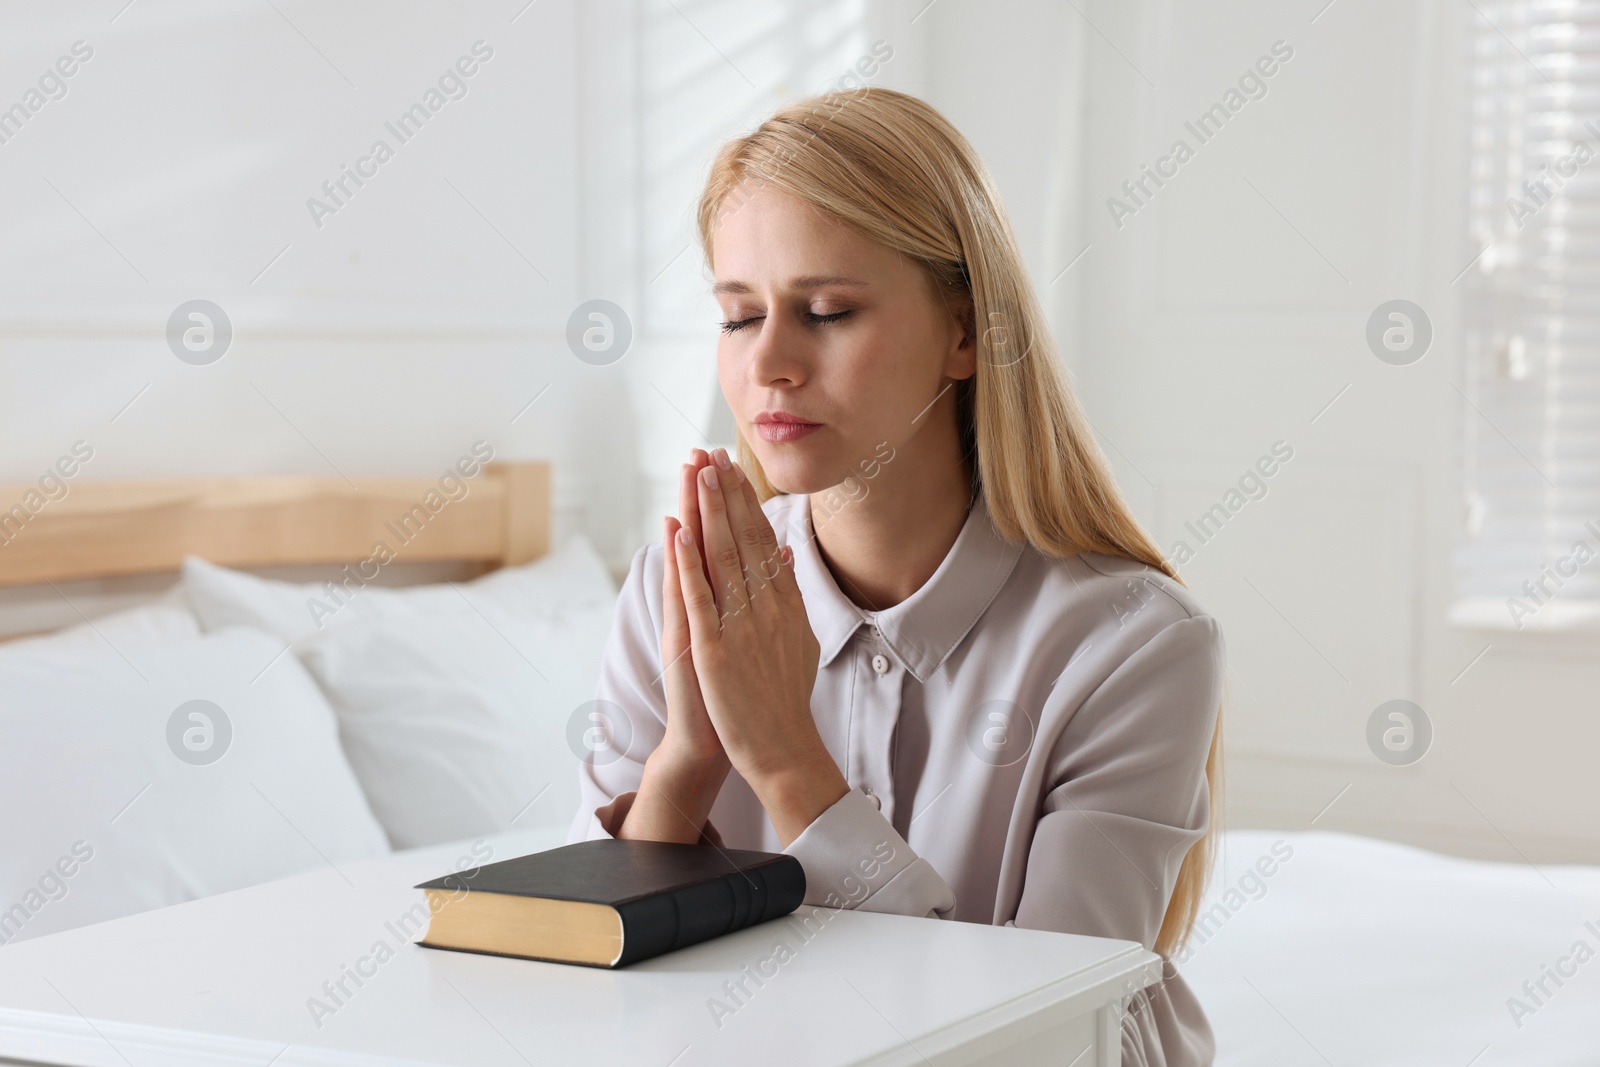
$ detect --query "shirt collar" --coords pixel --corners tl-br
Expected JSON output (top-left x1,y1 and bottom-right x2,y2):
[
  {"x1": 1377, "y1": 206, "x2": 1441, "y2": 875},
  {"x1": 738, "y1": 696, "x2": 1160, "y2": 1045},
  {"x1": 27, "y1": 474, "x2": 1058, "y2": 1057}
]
[{"x1": 779, "y1": 485, "x2": 1026, "y2": 684}]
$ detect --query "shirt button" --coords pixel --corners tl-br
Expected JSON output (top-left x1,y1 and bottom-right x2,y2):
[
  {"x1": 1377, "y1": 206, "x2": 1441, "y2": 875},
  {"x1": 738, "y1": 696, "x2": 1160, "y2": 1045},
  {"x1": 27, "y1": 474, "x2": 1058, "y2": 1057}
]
[
  {"x1": 863, "y1": 788, "x2": 881, "y2": 810},
  {"x1": 871, "y1": 653, "x2": 889, "y2": 674}
]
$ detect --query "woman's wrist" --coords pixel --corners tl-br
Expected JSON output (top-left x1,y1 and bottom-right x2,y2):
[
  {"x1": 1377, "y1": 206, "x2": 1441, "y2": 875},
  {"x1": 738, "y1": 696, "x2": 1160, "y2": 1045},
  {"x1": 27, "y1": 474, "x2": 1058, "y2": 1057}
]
[
  {"x1": 617, "y1": 746, "x2": 731, "y2": 844},
  {"x1": 746, "y1": 747, "x2": 850, "y2": 848},
  {"x1": 653, "y1": 735, "x2": 730, "y2": 782}
]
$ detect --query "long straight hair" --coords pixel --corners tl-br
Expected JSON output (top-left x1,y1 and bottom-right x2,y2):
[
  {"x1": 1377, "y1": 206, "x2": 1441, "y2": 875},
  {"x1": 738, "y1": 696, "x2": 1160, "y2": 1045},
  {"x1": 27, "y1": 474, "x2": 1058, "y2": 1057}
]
[{"x1": 694, "y1": 86, "x2": 1224, "y2": 959}]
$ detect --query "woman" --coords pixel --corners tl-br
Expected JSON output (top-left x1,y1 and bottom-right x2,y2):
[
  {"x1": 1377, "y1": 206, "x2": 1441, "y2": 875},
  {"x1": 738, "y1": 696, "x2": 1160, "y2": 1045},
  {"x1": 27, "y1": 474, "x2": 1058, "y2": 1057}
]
[{"x1": 570, "y1": 86, "x2": 1225, "y2": 1066}]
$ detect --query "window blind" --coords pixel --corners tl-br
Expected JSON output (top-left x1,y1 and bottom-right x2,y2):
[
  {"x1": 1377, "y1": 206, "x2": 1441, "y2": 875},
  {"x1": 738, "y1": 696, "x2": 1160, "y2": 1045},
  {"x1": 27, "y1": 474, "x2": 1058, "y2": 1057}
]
[{"x1": 1454, "y1": 0, "x2": 1600, "y2": 630}]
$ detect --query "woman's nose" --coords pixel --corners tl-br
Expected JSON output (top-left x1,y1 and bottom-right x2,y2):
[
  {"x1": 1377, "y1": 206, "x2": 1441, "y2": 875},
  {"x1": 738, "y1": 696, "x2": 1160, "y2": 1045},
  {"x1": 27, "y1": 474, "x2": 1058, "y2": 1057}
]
[{"x1": 746, "y1": 315, "x2": 808, "y2": 386}]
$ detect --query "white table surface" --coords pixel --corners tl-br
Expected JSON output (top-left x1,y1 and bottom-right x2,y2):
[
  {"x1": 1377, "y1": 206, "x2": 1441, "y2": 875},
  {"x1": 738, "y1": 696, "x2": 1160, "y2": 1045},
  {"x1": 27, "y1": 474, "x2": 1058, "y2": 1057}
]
[{"x1": 0, "y1": 829, "x2": 1162, "y2": 1067}]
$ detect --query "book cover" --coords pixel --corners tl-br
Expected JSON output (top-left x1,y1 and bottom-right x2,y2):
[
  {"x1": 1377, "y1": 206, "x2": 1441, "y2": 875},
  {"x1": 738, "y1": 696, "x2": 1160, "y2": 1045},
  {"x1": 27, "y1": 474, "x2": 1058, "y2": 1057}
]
[{"x1": 414, "y1": 839, "x2": 807, "y2": 967}]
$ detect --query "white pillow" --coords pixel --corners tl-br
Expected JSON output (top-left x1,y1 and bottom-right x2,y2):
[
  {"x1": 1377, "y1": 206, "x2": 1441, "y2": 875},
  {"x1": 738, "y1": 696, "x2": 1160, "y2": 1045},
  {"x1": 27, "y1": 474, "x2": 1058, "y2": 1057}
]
[
  {"x1": 183, "y1": 535, "x2": 617, "y2": 641},
  {"x1": 182, "y1": 537, "x2": 618, "y2": 848},
  {"x1": 6, "y1": 600, "x2": 200, "y2": 661},
  {"x1": 295, "y1": 600, "x2": 615, "y2": 847},
  {"x1": 0, "y1": 616, "x2": 391, "y2": 945}
]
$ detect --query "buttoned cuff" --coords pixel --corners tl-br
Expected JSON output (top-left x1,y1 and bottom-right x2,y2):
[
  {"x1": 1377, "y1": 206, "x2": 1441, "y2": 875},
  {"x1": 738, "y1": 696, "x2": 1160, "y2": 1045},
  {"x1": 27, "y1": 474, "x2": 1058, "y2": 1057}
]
[
  {"x1": 784, "y1": 787, "x2": 956, "y2": 918},
  {"x1": 588, "y1": 791, "x2": 724, "y2": 847}
]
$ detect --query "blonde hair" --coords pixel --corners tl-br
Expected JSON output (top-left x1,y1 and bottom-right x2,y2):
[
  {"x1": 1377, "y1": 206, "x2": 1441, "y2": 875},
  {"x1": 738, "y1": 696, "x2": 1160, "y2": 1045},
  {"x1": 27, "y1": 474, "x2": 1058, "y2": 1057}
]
[{"x1": 695, "y1": 86, "x2": 1224, "y2": 959}]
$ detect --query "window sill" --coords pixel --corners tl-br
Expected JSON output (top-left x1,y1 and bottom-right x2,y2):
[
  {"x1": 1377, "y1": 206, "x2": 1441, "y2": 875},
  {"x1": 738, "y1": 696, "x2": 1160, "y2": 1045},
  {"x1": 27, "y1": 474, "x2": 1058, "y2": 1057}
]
[{"x1": 1447, "y1": 597, "x2": 1600, "y2": 633}]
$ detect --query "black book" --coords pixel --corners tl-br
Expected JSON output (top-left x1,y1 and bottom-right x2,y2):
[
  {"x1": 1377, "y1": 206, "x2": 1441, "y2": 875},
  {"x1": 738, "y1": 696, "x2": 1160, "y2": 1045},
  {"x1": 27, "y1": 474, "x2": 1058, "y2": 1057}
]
[{"x1": 413, "y1": 839, "x2": 807, "y2": 968}]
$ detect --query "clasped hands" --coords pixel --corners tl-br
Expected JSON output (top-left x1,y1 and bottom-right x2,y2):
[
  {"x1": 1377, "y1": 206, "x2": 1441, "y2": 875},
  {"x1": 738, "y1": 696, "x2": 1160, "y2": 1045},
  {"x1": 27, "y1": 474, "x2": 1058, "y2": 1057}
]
[{"x1": 618, "y1": 447, "x2": 849, "y2": 847}]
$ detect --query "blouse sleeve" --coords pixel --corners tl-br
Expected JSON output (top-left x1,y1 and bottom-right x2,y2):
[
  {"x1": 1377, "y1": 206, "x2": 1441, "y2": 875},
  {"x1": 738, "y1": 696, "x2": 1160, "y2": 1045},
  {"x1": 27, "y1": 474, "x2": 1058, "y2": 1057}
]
[
  {"x1": 1012, "y1": 614, "x2": 1223, "y2": 945},
  {"x1": 784, "y1": 785, "x2": 957, "y2": 917},
  {"x1": 567, "y1": 544, "x2": 675, "y2": 843},
  {"x1": 783, "y1": 613, "x2": 1221, "y2": 937}
]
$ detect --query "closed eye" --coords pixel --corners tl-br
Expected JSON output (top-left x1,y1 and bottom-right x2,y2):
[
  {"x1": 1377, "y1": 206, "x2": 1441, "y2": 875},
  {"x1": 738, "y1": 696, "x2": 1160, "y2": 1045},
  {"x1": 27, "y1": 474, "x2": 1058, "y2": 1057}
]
[
  {"x1": 809, "y1": 310, "x2": 851, "y2": 326},
  {"x1": 719, "y1": 310, "x2": 852, "y2": 334}
]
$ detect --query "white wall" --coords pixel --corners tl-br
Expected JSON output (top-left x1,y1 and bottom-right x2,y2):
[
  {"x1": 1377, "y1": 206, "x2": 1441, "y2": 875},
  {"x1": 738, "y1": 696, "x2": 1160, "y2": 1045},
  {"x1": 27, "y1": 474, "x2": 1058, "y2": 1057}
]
[{"x1": 0, "y1": 1, "x2": 605, "y2": 566}]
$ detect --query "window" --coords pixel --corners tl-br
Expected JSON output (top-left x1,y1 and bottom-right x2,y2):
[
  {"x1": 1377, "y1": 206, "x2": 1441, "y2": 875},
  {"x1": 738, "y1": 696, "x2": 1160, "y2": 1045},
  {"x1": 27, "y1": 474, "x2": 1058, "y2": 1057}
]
[{"x1": 1453, "y1": 0, "x2": 1600, "y2": 631}]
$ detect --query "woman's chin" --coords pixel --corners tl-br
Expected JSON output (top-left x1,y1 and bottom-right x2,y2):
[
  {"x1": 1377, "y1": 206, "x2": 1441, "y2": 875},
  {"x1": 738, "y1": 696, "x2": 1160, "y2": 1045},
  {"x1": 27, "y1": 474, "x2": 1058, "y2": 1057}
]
[{"x1": 752, "y1": 453, "x2": 838, "y2": 497}]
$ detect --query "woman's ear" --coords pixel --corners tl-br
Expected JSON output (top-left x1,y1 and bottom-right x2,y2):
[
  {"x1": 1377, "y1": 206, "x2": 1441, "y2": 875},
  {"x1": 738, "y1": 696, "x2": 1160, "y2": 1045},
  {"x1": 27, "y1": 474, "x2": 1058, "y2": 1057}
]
[{"x1": 947, "y1": 298, "x2": 978, "y2": 380}]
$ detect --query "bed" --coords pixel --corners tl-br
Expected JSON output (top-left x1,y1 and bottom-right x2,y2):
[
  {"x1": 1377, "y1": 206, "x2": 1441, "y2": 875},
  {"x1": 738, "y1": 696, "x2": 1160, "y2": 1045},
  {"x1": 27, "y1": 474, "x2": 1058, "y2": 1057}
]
[
  {"x1": 0, "y1": 461, "x2": 620, "y2": 944},
  {"x1": 3, "y1": 467, "x2": 1597, "y2": 1065},
  {"x1": 1182, "y1": 829, "x2": 1600, "y2": 1065}
]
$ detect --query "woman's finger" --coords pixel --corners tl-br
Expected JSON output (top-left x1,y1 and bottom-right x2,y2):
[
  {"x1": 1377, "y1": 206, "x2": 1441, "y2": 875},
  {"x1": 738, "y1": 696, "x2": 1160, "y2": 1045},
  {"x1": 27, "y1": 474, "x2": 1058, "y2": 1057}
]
[
  {"x1": 712, "y1": 452, "x2": 777, "y2": 593},
  {"x1": 660, "y1": 515, "x2": 690, "y2": 666},
  {"x1": 727, "y1": 456, "x2": 795, "y2": 602},
  {"x1": 696, "y1": 463, "x2": 746, "y2": 617},
  {"x1": 659, "y1": 517, "x2": 697, "y2": 730},
  {"x1": 673, "y1": 522, "x2": 722, "y2": 642},
  {"x1": 680, "y1": 452, "x2": 713, "y2": 590},
  {"x1": 660, "y1": 516, "x2": 728, "y2": 767}
]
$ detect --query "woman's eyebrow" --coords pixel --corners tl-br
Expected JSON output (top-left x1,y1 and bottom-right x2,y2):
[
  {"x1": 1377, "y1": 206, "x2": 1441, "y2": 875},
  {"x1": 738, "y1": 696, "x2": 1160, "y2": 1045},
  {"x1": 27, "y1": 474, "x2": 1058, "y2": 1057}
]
[{"x1": 711, "y1": 275, "x2": 870, "y2": 295}]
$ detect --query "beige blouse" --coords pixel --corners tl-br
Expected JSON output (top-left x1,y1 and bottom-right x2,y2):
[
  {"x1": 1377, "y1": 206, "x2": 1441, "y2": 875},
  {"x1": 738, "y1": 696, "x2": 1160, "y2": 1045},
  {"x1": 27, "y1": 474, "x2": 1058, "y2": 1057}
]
[{"x1": 569, "y1": 485, "x2": 1224, "y2": 1066}]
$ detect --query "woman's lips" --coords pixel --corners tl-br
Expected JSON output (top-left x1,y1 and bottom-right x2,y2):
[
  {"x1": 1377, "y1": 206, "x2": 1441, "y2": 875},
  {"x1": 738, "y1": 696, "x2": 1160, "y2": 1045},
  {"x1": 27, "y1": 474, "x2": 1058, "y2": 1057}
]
[{"x1": 755, "y1": 420, "x2": 822, "y2": 443}]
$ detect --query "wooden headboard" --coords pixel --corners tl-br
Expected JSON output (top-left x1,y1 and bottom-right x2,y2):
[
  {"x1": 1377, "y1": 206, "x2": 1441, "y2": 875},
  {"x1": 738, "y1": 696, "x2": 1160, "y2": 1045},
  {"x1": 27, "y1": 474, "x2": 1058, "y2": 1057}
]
[{"x1": 0, "y1": 462, "x2": 551, "y2": 587}]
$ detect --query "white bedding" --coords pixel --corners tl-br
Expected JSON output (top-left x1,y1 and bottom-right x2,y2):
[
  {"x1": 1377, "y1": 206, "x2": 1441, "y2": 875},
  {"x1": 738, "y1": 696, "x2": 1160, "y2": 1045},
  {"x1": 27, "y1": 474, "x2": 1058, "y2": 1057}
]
[
  {"x1": 1182, "y1": 829, "x2": 1600, "y2": 1065},
  {"x1": 182, "y1": 537, "x2": 619, "y2": 846},
  {"x1": 0, "y1": 538, "x2": 618, "y2": 945},
  {"x1": 0, "y1": 614, "x2": 391, "y2": 944}
]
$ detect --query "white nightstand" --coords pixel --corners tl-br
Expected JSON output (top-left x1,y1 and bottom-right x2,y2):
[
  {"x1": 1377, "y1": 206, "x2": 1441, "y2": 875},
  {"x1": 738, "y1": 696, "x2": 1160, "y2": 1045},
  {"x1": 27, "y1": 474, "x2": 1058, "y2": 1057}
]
[{"x1": 0, "y1": 834, "x2": 1161, "y2": 1067}]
